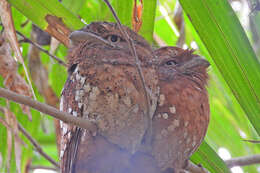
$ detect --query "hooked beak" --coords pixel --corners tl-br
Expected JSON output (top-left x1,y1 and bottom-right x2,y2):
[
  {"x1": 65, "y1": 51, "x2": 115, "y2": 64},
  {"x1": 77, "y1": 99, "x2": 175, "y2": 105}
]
[
  {"x1": 69, "y1": 30, "x2": 116, "y2": 48},
  {"x1": 179, "y1": 56, "x2": 210, "y2": 71}
]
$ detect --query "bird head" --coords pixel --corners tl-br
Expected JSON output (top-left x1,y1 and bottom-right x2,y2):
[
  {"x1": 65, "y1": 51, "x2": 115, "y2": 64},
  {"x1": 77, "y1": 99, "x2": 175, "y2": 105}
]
[
  {"x1": 155, "y1": 46, "x2": 210, "y2": 87},
  {"x1": 68, "y1": 22, "x2": 153, "y2": 67}
]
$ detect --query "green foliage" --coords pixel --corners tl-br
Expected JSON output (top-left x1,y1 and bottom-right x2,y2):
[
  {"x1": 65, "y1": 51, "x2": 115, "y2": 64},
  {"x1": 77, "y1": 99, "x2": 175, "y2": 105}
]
[
  {"x1": 7, "y1": 0, "x2": 84, "y2": 30},
  {"x1": 1, "y1": 0, "x2": 259, "y2": 172},
  {"x1": 191, "y1": 141, "x2": 231, "y2": 173},
  {"x1": 179, "y1": 0, "x2": 260, "y2": 136},
  {"x1": 139, "y1": 0, "x2": 157, "y2": 42}
]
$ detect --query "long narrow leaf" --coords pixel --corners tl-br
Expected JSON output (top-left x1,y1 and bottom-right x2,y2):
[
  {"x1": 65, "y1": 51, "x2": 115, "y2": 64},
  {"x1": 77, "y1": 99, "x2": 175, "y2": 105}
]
[
  {"x1": 191, "y1": 141, "x2": 231, "y2": 173},
  {"x1": 7, "y1": 0, "x2": 84, "y2": 30},
  {"x1": 139, "y1": 0, "x2": 157, "y2": 42},
  {"x1": 112, "y1": 0, "x2": 133, "y2": 27},
  {"x1": 62, "y1": 0, "x2": 86, "y2": 15},
  {"x1": 179, "y1": 0, "x2": 260, "y2": 135}
]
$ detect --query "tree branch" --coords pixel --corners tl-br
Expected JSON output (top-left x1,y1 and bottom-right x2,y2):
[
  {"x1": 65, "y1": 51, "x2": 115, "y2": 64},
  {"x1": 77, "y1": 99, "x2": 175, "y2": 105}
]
[
  {"x1": 0, "y1": 87, "x2": 97, "y2": 132},
  {"x1": 29, "y1": 165, "x2": 58, "y2": 171},
  {"x1": 0, "y1": 23, "x2": 67, "y2": 67},
  {"x1": 17, "y1": 123, "x2": 60, "y2": 168},
  {"x1": 243, "y1": 139, "x2": 260, "y2": 143},
  {"x1": 0, "y1": 111, "x2": 59, "y2": 169},
  {"x1": 186, "y1": 154, "x2": 260, "y2": 173},
  {"x1": 186, "y1": 161, "x2": 209, "y2": 173},
  {"x1": 16, "y1": 30, "x2": 67, "y2": 67},
  {"x1": 226, "y1": 154, "x2": 260, "y2": 168},
  {"x1": 1, "y1": 77, "x2": 260, "y2": 171}
]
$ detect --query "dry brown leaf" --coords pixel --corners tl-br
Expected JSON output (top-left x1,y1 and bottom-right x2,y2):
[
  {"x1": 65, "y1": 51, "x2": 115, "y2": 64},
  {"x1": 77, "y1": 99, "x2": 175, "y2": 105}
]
[
  {"x1": 50, "y1": 37, "x2": 60, "y2": 61},
  {"x1": 24, "y1": 158, "x2": 32, "y2": 173},
  {"x1": 0, "y1": 34, "x2": 32, "y2": 120},
  {"x1": 45, "y1": 14, "x2": 71, "y2": 47},
  {"x1": 173, "y1": 2, "x2": 183, "y2": 31},
  {"x1": 0, "y1": 0, "x2": 23, "y2": 63},
  {"x1": 173, "y1": 2, "x2": 185, "y2": 47},
  {"x1": 132, "y1": 0, "x2": 143, "y2": 32},
  {"x1": 0, "y1": 0, "x2": 36, "y2": 99}
]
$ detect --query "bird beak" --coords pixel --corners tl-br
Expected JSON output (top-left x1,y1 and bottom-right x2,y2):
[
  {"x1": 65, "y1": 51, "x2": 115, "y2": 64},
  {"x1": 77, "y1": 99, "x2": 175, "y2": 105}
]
[
  {"x1": 69, "y1": 30, "x2": 94, "y2": 43},
  {"x1": 180, "y1": 56, "x2": 210, "y2": 71},
  {"x1": 193, "y1": 56, "x2": 210, "y2": 68},
  {"x1": 69, "y1": 30, "x2": 116, "y2": 48}
]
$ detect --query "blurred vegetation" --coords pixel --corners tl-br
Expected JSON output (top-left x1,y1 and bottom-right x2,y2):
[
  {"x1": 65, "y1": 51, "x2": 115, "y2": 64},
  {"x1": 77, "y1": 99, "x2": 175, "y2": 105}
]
[{"x1": 0, "y1": 0, "x2": 259, "y2": 172}]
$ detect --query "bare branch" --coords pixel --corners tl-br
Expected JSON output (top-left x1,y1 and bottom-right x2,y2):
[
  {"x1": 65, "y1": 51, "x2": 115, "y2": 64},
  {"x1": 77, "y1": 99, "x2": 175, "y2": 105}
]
[
  {"x1": 185, "y1": 154, "x2": 260, "y2": 173},
  {"x1": 226, "y1": 154, "x2": 260, "y2": 168},
  {"x1": 243, "y1": 139, "x2": 260, "y2": 143},
  {"x1": 16, "y1": 31, "x2": 67, "y2": 67},
  {"x1": 2, "y1": 85, "x2": 260, "y2": 170},
  {"x1": 17, "y1": 123, "x2": 60, "y2": 168},
  {"x1": 0, "y1": 106, "x2": 59, "y2": 168},
  {"x1": 0, "y1": 116, "x2": 25, "y2": 146},
  {"x1": 185, "y1": 161, "x2": 209, "y2": 173},
  {"x1": 29, "y1": 165, "x2": 59, "y2": 171},
  {"x1": 0, "y1": 87, "x2": 97, "y2": 132}
]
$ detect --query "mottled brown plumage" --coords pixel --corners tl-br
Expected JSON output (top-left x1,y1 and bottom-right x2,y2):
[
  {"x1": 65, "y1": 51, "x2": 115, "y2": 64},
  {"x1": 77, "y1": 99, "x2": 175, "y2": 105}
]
[
  {"x1": 60, "y1": 22, "x2": 159, "y2": 173},
  {"x1": 60, "y1": 22, "x2": 210, "y2": 173},
  {"x1": 152, "y1": 46, "x2": 210, "y2": 172}
]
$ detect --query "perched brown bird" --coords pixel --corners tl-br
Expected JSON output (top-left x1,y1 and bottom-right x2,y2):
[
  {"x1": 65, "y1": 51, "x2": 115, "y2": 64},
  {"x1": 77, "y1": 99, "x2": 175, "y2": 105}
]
[
  {"x1": 152, "y1": 46, "x2": 210, "y2": 172},
  {"x1": 60, "y1": 22, "x2": 159, "y2": 173},
  {"x1": 60, "y1": 21, "x2": 210, "y2": 173}
]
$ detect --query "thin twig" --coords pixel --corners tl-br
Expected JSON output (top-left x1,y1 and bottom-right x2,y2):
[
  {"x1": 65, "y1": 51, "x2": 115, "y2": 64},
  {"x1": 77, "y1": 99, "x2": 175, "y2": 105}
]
[
  {"x1": 0, "y1": 87, "x2": 97, "y2": 132},
  {"x1": 103, "y1": 0, "x2": 152, "y2": 144},
  {"x1": 18, "y1": 123, "x2": 60, "y2": 168},
  {"x1": 186, "y1": 154, "x2": 260, "y2": 173},
  {"x1": 0, "y1": 105, "x2": 59, "y2": 168},
  {"x1": 226, "y1": 154, "x2": 260, "y2": 167},
  {"x1": 1, "y1": 22, "x2": 66, "y2": 66},
  {"x1": 29, "y1": 165, "x2": 59, "y2": 171},
  {"x1": 16, "y1": 30, "x2": 67, "y2": 67},
  {"x1": 153, "y1": 33, "x2": 167, "y2": 47},
  {"x1": 243, "y1": 139, "x2": 260, "y2": 143},
  {"x1": 186, "y1": 161, "x2": 209, "y2": 173},
  {"x1": 0, "y1": 116, "x2": 26, "y2": 146}
]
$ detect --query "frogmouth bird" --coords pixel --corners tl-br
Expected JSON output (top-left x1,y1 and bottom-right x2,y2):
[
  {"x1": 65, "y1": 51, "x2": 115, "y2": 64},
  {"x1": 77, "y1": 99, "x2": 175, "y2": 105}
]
[
  {"x1": 152, "y1": 46, "x2": 210, "y2": 172},
  {"x1": 60, "y1": 22, "x2": 210, "y2": 173},
  {"x1": 60, "y1": 22, "x2": 159, "y2": 173}
]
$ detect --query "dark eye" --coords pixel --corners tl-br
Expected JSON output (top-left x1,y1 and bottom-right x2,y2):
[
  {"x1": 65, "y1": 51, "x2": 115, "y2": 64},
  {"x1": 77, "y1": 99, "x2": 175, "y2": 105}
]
[
  {"x1": 166, "y1": 60, "x2": 177, "y2": 66},
  {"x1": 68, "y1": 64, "x2": 78, "y2": 74},
  {"x1": 107, "y1": 35, "x2": 120, "y2": 43}
]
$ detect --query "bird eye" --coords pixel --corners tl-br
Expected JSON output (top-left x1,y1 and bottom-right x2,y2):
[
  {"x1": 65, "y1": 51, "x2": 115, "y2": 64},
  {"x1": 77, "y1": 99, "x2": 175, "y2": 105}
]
[
  {"x1": 165, "y1": 60, "x2": 177, "y2": 66},
  {"x1": 107, "y1": 35, "x2": 120, "y2": 43}
]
